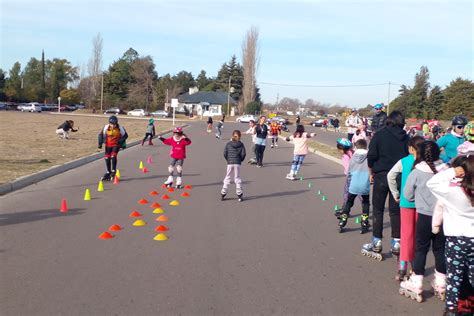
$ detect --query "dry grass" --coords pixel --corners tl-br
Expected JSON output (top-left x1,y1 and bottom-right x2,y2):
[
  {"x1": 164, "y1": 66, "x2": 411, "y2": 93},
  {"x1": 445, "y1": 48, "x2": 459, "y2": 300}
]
[{"x1": 0, "y1": 112, "x2": 173, "y2": 184}]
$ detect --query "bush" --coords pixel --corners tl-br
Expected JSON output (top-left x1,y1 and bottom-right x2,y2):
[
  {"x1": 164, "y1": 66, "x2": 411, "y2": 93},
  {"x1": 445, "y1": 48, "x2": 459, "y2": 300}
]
[{"x1": 245, "y1": 101, "x2": 261, "y2": 114}]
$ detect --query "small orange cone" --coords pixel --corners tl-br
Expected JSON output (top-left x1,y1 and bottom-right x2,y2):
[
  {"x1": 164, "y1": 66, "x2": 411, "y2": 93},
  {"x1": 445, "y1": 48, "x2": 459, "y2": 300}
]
[
  {"x1": 181, "y1": 192, "x2": 190, "y2": 197},
  {"x1": 156, "y1": 215, "x2": 169, "y2": 222},
  {"x1": 60, "y1": 198, "x2": 68, "y2": 213},
  {"x1": 109, "y1": 224, "x2": 122, "y2": 231},
  {"x1": 184, "y1": 185, "x2": 192, "y2": 190},
  {"x1": 150, "y1": 191, "x2": 159, "y2": 196},
  {"x1": 150, "y1": 202, "x2": 161, "y2": 208},
  {"x1": 98, "y1": 232, "x2": 114, "y2": 239},
  {"x1": 138, "y1": 198, "x2": 149, "y2": 204},
  {"x1": 129, "y1": 211, "x2": 142, "y2": 217},
  {"x1": 143, "y1": 167, "x2": 149, "y2": 173},
  {"x1": 167, "y1": 187, "x2": 175, "y2": 192},
  {"x1": 161, "y1": 194, "x2": 170, "y2": 200},
  {"x1": 113, "y1": 175, "x2": 120, "y2": 185},
  {"x1": 155, "y1": 225, "x2": 169, "y2": 232}
]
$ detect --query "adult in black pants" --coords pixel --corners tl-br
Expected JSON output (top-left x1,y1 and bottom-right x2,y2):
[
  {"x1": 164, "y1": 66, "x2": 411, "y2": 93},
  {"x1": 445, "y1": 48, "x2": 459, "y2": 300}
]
[
  {"x1": 254, "y1": 115, "x2": 268, "y2": 167},
  {"x1": 362, "y1": 111, "x2": 409, "y2": 255}
]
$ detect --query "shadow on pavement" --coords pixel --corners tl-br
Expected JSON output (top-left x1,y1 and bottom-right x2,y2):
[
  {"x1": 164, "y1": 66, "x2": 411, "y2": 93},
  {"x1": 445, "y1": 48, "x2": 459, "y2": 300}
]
[
  {"x1": 121, "y1": 173, "x2": 201, "y2": 182},
  {"x1": 305, "y1": 173, "x2": 345, "y2": 180},
  {"x1": 245, "y1": 189, "x2": 308, "y2": 200},
  {"x1": 193, "y1": 181, "x2": 252, "y2": 188},
  {"x1": 0, "y1": 208, "x2": 85, "y2": 226}
]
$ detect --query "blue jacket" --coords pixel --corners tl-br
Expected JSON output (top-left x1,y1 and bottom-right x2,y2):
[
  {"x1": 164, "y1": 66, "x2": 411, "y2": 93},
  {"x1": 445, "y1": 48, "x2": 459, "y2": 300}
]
[
  {"x1": 348, "y1": 149, "x2": 371, "y2": 195},
  {"x1": 437, "y1": 132, "x2": 465, "y2": 162}
]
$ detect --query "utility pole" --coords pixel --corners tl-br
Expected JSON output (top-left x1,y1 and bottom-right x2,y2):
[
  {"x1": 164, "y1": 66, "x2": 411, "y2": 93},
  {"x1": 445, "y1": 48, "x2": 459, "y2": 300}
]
[
  {"x1": 227, "y1": 76, "x2": 231, "y2": 116},
  {"x1": 387, "y1": 81, "x2": 391, "y2": 114},
  {"x1": 100, "y1": 74, "x2": 104, "y2": 112}
]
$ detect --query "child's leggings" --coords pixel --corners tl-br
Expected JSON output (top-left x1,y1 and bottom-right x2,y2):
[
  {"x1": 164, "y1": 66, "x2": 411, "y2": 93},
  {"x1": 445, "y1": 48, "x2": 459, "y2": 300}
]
[
  {"x1": 400, "y1": 207, "x2": 417, "y2": 263},
  {"x1": 445, "y1": 236, "x2": 474, "y2": 310}
]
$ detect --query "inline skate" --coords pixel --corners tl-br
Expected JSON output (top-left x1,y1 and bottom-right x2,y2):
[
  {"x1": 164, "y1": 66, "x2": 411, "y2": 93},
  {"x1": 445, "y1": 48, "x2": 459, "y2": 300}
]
[
  {"x1": 361, "y1": 237, "x2": 383, "y2": 261},
  {"x1": 338, "y1": 213, "x2": 348, "y2": 233},
  {"x1": 395, "y1": 261, "x2": 408, "y2": 282},
  {"x1": 101, "y1": 172, "x2": 112, "y2": 181},
  {"x1": 431, "y1": 270, "x2": 446, "y2": 301},
  {"x1": 391, "y1": 238, "x2": 401, "y2": 259},
  {"x1": 399, "y1": 273, "x2": 423, "y2": 302},
  {"x1": 360, "y1": 214, "x2": 370, "y2": 234}
]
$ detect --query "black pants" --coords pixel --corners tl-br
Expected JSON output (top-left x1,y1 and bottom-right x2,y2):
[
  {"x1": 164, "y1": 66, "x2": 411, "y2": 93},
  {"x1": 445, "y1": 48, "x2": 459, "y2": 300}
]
[
  {"x1": 343, "y1": 193, "x2": 370, "y2": 215},
  {"x1": 412, "y1": 213, "x2": 446, "y2": 275},
  {"x1": 143, "y1": 133, "x2": 153, "y2": 141},
  {"x1": 372, "y1": 171, "x2": 400, "y2": 239},
  {"x1": 255, "y1": 144, "x2": 266, "y2": 165}
]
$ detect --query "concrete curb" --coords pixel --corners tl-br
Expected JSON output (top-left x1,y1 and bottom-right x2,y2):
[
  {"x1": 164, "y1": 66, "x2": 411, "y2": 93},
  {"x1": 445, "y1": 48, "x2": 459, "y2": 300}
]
[
  {"x1": 278, "y1": 135, "x2": 342, "y2": 166},
  {"x1": 0, "y1": 126, "x2": 185, "y2": 196}
]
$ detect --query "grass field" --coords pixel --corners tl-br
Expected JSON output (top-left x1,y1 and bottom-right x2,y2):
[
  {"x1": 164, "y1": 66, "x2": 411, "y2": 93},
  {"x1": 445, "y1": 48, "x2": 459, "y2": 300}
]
[{"x1": 0, "y1": 112, "x2": 173, "y2": 184}]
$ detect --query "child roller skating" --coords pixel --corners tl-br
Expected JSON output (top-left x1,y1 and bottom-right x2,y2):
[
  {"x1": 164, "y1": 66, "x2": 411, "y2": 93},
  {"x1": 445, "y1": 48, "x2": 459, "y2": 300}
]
[
  {"x1": 284, "y1": 125, "x2": 315, "y2": 180},
  {"x1": 158, "y1": 127, "x2": 192, "y2": 188},
  {"x1": 98, "y1": 115, "x2": 128, "y2": 181},
  {"x1": 269, "y1": 120, "x2": 281, "y2": 148},
  {"x1": 142, "y1": 119, "x2": 156, "y2": 145},
  {"x1": 245, "y1": 120, "x2": 257, "y2": 164},
  {"x1": 337, "y1": 139, "x2": 371, "y2": 234},
  {"x1": 334, "y1": 138, "x2": 353, "y2": 218},
  {"x1": 221, "y1": 130, "x2": 246, "y2": 202}
]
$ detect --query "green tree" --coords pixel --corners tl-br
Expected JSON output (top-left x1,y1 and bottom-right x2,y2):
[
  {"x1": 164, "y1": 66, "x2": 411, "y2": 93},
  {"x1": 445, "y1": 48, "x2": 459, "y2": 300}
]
[
  {"x1": 154, "y1": 73, "x2": 180, "y2": 110},
  {"x1": 4, "y1": 62, "x2": 22, "y2": 101},
  {"x1": 48, "y1": 58, "x2": 78, "y2": 101},
  {"x1": 22, "y1": 57, "x2": 43, "y2": 101},
  {"x1": 173, "y1": 71, "x2": 195, "y2": 94},
  {"x1": 410, "y1": 66, "x2": 430, "y2": 118},
  {"x1": 59, "y1": 88, "x2": 80, "y2": 104},
  {"x1": 0, "y1": 68, "x2": 6, "y2": 101},
  {"x1": 442, "y1": 78, "x2": 474, "y2": 120},
  {"x1": 196, "y1": 70, "x2": 210, "y2": 89},
  {"x1": 245, "y1": 101, "x2": 261, "y2": 114},
  {"x1": 426, "y1": 85, "x2": 444, "y2": 119}
]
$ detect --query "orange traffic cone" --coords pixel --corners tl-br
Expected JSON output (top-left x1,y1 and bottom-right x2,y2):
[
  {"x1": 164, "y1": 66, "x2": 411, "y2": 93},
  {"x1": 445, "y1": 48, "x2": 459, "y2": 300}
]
[
  {"x1": 161, "y1": 194, "x2": 170, "y2": 200},
  {"x1": 155, "y1": 225, "x2": 169, "y2": 232},
  {"x1": 113, "y1": 175, "x2": 120, "y2": 185},
  {"x1": 60, "y1": 198, "x2": 68, "y2": 213},
  {"x1": 138, "y1": 198, "x2": 149, "y2": 205},
  {"x1": 167, "y1": 187, "x2": 175, "y2": 192},
  {"x1": 109, "y1": 224, "x2": 122, "y2": 231},
  {"x1": 156, "y1": 215, "x2": 169, "y2": 222},
  {"x1": 129, "y1": 211, "x2": 142, "y2": 217},
  {"x1": 143, "y1": 167, "x2": 149, "y2": 173},
  {"x1": 180, "y1": 192, "x2": 190, "y2": 197},
  {"x1": 184, "y1": 185, "x2": 192, "y2": 190},
  {"x1": 98, "y1": 232, "x2": 114, "y2": 239},
  {"x1": 150, "y1": 202, "x2": 161, "y2": 208},
  {"x1": 149, "y1": 191, "x2": 159, "y2": 196}
]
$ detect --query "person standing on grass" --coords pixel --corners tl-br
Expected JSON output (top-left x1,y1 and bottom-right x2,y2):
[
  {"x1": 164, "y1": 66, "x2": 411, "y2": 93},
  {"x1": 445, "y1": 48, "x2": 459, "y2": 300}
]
[{"x1": 56, "y1": 120, "x2": 78, "y2": 139}]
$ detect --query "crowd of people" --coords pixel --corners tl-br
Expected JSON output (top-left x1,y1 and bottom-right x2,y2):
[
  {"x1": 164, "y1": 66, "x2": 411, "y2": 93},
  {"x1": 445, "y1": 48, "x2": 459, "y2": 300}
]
[{"x1": 335, "y1": 108, "x2": 473, "y2": 316}]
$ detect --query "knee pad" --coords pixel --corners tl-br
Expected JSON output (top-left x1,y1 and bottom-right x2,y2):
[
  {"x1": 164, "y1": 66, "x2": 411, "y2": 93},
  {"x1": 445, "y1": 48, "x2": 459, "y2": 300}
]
[
  {"x1": 176, "y1": 165, "x2": 183, "y2": 173},
  {"x1": 168, "y1": 166, "x2": 174, "y2": 173}
]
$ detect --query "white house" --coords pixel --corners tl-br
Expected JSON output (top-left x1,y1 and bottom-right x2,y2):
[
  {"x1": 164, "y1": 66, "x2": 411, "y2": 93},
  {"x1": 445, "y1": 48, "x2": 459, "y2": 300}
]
[{"x1": 177, "y1": 88, "x2": 237, "y2": 117}]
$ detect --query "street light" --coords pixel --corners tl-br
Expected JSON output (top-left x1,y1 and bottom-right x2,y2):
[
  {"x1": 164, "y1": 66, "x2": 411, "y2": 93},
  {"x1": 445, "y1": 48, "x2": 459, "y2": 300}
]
[{"x1": 58, "y1": 96, "x2": 61, "y2": 113}]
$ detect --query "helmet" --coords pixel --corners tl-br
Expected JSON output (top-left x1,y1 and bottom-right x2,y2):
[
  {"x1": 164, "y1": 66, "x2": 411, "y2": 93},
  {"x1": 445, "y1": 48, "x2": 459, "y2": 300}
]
[
  {"x1": 374, "y1": 103, "x2": 383, "y2": 110},
  {"x1": 452, "y1": 115, "x2": 468, "y2": 126},
  {"x1": 108, "y1": 115, "x2": 118, "y2": 124},
  {"x1": 465, "y1": 122, "x2": 474, "y2": 141},
  {"x1": 149, "y1": 118, "x2": 155, "y2": 124},
  {"x1": 351, "y1": 108, "x2": 357, "y2": 113},
  {"x1": 173, "y1": 126, "x2": 183, "y2": 134},
  {"x1": 337, "y1": 138, "x2": 352, "y2": 149}
]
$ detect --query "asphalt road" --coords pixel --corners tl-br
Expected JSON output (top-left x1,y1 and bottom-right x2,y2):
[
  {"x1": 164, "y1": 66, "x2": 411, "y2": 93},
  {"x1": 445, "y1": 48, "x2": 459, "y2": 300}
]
[{"x1": 0, "y1": 121, "x2": 442, "y2": 315}]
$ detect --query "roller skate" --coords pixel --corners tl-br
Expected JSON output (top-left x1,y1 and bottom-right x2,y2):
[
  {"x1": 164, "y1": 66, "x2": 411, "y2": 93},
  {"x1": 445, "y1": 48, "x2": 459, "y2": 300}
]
[
  {"x1": 164, "y1": 176, "x2": 173, "y2": 188},
  {"x1": 270, "y1": 144, "x2": 274, "y2": 148},
  {"x1": 431, "y1": 270, "x2": 446, "y2": 301},
  {"x1": 286, "y1": 172, "x2": 296, "y2": 180},
  {"x1": 395, "y1": 261, "x2": 408, "y2": 282},
  {"x1": 238, "y1": 193, "x2": 243, "y2": 202},
  {"x1": 248, "y1": 158, "x2": 257, "y2": 165},
  {"x1": 175, "y1": 177, "x2": 183, "y2": 189},
  {"x1": 360, "y1": 214, "x2": 370, "y2": 234},
  {"x1": 338, "y1": 214, "x2": 348, "y2": 233},
  {"x1": 101, "y1": 172, "x2": 112, "y2": 181},
  {"x1": 391, "y1": 238, "x2": 401, "y2": 259},
  {"x1": 399, "y1": 273, "x2": 423, "y2": 303},
  {"x1": 361, "y1": 237, "x2": 383, "y2": 261},
  {"x1": 110, "y1": 170, "x2": 116, "y2": 180},
  {"x1": 334, "y1": 208, "x2": 344, "y2": 219},
  {"x1": 221, "y1": 191, "x2": 227, "y2": 201}
]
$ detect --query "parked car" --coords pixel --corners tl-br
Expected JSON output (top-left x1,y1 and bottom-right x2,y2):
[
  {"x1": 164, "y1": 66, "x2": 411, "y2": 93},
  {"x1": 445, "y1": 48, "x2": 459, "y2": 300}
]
[
  {"x1": 0, "y1": 102, "x2": 7, "y2": 110},
  {"x1": 18, "y1": 102, "x2": 42, "y2": 112},
  {"x1": 127, "y1": 109, "x2": 148, "y2": 117},
  {"x1": 269, "y1": 116, "x2": 289, "y2": 125},
  {"x1": 150, "y1": 110, "x2": 169, "y2": 118},
  {"x1": 236, "y1": 114, "x2": 256, "y2": 123},
  {"x1": 310, "y1": 119, "x2": 325, "y2": 127},
  {"x1": 104, "y1": 107, "x2": 123, "y2": 115}
]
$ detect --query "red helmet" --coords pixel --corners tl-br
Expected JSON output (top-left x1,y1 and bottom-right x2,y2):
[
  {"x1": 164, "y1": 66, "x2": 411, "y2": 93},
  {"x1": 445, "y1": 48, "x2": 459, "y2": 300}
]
[{"x1": 173, "y1": 127, "x2": 183, "y2": 133}]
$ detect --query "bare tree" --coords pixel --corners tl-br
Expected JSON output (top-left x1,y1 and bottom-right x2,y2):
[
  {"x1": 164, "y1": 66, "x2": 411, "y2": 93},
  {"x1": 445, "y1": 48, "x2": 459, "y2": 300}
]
[
  {"x1": 241, "y1": 26, "x2": 260, "y2": 113},
  {"x1": 87, "y1": 33, "x2": 103, "y2": 107},
  {"x1": 127, "y1": 56, "x2": 157, "y2": 110}
]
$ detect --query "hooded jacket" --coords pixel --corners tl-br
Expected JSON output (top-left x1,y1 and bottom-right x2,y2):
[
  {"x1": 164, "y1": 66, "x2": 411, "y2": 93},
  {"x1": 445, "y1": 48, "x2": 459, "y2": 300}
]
[
  {"x1": 404, "y1": 161, "x2": 448, "y2": 216},
  {"x1": 437, "y1": 131, "x2": 465, "y2": 162},
  {"x1": 348, "y1": 149, "x2": 370, "y2": 195},
  {"x1": 367, "y1": 125, "x2": 409, "y2": 173},
  {"x1": 371, "y1": 111, "x2": 387, "y2": 132},
  {"x1": 224, "y1": 140, "x2": 246, "y2": 165}
]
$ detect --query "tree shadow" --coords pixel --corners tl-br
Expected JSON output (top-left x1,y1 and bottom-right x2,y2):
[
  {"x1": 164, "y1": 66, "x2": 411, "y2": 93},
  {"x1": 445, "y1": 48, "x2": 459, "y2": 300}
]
[
  {"x1": 0, "y1": 208, "x2": 85, "y2": 226},
  {"x1": 245, "y1": 189, "x2": 308, "y2": 200}
]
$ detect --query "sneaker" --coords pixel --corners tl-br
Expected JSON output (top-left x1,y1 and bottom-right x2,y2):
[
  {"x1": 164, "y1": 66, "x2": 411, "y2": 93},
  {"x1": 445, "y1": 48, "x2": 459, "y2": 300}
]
[
  {"x1": 270, "y1": 144, "x2": 274, "y2": 148},
  {"x1": 286, "y1": 173, "x2": 295, "y2": 180},
  {"x1": 275, "y1": 143, "x2": 278, "y2": 147}
]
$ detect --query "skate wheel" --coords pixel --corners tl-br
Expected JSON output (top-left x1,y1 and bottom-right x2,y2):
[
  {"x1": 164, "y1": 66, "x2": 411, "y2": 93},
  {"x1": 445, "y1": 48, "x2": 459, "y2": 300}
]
[{"x1": 398, "y1": 288, "x2": 404, "y2": 295}]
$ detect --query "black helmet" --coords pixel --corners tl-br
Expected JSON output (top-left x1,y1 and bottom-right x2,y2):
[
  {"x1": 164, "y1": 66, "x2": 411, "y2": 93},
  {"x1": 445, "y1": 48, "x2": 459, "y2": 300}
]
[
  {"x1": 452, "y1": 115, "x2": 468, "y2": 126},
  {"x1": 109, "y1": 115, "x2": 118, "y2": 124}
]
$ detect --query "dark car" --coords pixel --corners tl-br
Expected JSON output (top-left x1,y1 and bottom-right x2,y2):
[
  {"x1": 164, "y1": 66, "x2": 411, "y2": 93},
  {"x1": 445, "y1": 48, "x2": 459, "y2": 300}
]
[
  {"x1": 104, "y1": 107, "x2": 123, "y2": 115},
  {"x1": 310, "y1": 119, "x2": 324, "y2": 127}
]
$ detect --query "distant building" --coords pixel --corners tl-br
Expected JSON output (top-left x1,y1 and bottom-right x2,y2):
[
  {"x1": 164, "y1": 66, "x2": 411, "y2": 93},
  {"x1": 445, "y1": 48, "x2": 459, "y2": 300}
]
[{"x1": 177, "y1": 88, "x2": 237, "y2": 117}]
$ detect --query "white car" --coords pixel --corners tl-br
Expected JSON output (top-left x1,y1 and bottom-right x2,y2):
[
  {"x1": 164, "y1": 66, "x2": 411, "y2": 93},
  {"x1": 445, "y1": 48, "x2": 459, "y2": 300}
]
[
  {"x1": 18, "y1": 102, "x2": 42, "y2": 112},
  {"x1": 236, "y1": 114, "x2": 256, "y2": 123},
  {"x1": 127, "y1": 109, "x2": 148, "y2": 117}
]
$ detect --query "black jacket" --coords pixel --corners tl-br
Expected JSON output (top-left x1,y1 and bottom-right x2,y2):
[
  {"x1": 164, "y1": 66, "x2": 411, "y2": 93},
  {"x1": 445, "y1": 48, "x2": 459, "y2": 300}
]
[
  {"x1": 255, "y1": 123, "x2": 268, "y2": 139},
  {"x1": 367, "y1": 125, "x2": 408, "y2": 173},
  {"x1": 58, "y1": 121, "x2": 77, "y2": 132},
  {"x1": 224, "y1": 140, "x2": 246, "y2": 165},
  {"x1": 371, "y1": 111, "x2": 387, "y2": 132}
]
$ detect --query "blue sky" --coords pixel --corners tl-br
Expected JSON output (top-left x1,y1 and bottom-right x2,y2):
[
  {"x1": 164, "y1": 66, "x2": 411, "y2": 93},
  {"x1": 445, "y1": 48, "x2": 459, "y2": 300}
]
[{"x1": 1, "y1": 0, "x2": 472, "y2": 107}]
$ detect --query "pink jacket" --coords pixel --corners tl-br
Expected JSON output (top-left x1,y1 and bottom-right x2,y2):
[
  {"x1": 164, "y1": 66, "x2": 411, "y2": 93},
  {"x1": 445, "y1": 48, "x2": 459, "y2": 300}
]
[
  {"x1": 161, "y1": 136, "x2": 192, "y2": 159},
  {"x1": 289, "y1": 132, "x2": 315, "y2": 155},
  {"x1": 341, "y1": 151, "x2": 353, "y2": 175}
]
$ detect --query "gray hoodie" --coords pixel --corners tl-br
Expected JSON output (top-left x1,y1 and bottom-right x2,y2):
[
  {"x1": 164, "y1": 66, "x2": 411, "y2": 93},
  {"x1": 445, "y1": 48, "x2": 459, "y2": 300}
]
[{"x1": 403, "y1": 161, "x2": 448, "y2": 216}]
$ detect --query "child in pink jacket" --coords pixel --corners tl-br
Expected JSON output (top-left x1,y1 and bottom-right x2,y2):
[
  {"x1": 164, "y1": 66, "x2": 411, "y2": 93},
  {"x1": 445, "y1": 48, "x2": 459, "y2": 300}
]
[
  {"x1": 159, "y1": 126, "x2": 192, "y2": 188},
  {"x1": 285, "y1": 125, "x2": 315, "y2": 180}
]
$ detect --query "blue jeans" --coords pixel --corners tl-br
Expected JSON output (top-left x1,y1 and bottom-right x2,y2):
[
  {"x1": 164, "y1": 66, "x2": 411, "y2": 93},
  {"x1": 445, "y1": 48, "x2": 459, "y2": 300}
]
[{"x1": 291, "y1": 154, "x2": 306, "y2": 173}]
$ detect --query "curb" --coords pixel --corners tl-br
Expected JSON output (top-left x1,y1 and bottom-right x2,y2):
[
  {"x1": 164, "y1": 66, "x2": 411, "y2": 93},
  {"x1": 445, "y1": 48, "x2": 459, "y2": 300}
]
[
  {"x1": 0, "y1": 126, "x2": 185, "y2": 196},
  {"x1": 278, "y1": 135, "x2": 342, "y2": 166}
]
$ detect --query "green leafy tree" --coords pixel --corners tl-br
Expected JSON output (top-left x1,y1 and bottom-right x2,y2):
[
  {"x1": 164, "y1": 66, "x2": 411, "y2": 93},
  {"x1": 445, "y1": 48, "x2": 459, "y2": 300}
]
[
  {"x1": 173, "y1": 71, "x2": 195, "y2": 94},
  {"x1": 0, "y1": 68, "x2": 7, "y2": 101},
  {"x1": 442, "y1": 78, "x2": 474, "y2": 119},
  {"x1": 48, "y1": 58, "x2": 78, "y2": 101},
  {"x1": 245, "y1": 101, "x2": 261, "y2": 114},
  {"x1": 22, "y1": 58, "x2": 43, "y2": 101},
  {"x1": 4, "y1": 62, "x2": 22, "y2": 101},
  {"x1": 59, "y1": 88, "x2": 80, "y2": 104},
  {"x1": 196, "y1": 70, "x2": 210, "y2": 89},
  {"x1": 154, "y1": 73, "x2": 180, "y2": 110},
  {"x1": 426, "y1": 85, "x2": 444, "y2": 119}
]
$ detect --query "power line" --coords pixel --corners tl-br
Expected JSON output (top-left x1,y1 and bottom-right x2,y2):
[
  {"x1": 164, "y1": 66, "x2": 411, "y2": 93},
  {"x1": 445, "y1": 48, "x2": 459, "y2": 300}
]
[{"x1": 258, "y1": 81, "x2": 403, "y2": 88}]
